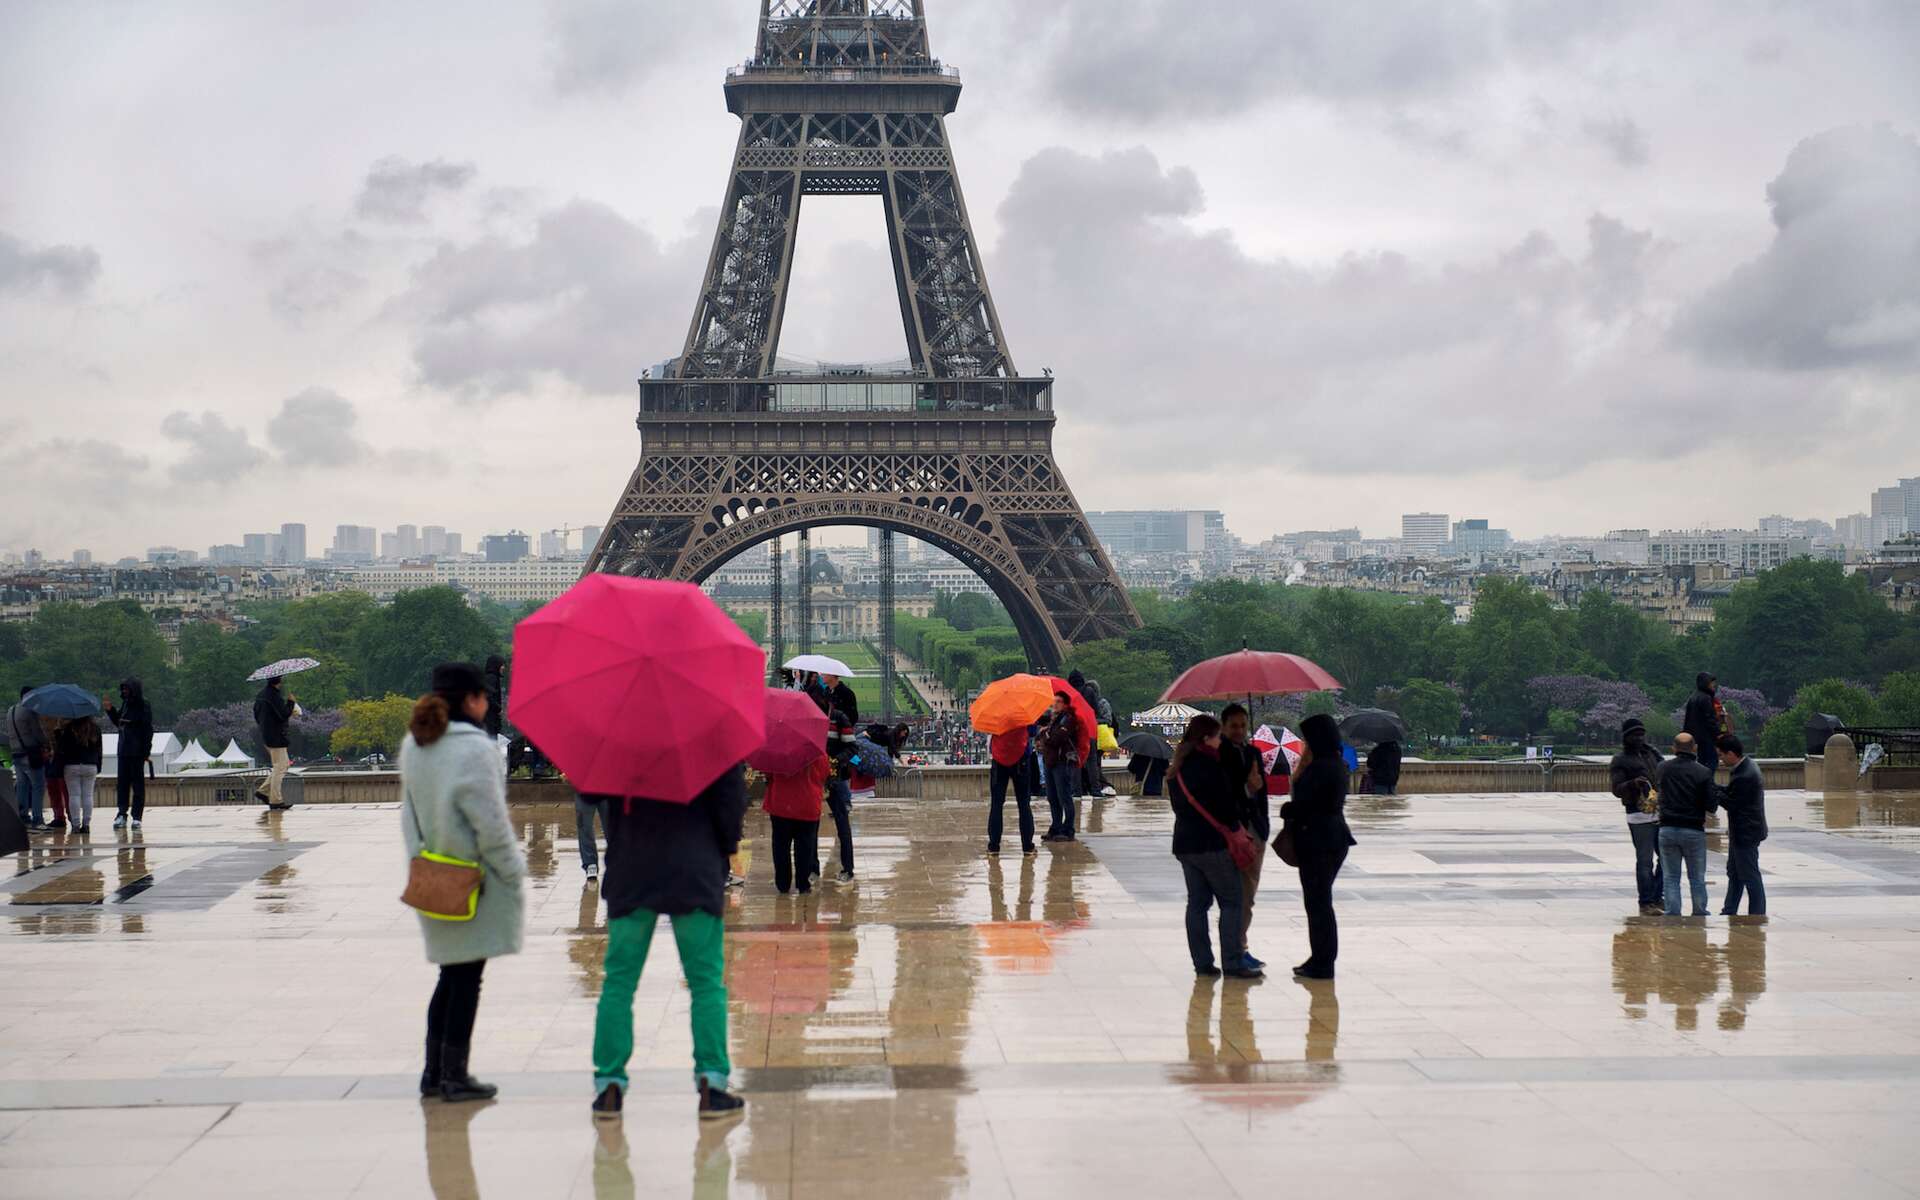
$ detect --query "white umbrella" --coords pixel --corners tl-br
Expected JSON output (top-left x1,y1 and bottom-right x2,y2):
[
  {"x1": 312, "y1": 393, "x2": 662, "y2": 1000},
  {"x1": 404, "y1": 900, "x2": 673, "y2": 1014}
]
[
  {"x1": 783, "y1": 653, "x2": 855, "y2": 677},
  {"x1": 248, "y1": 657, "x2": 320, "y2": 682}
]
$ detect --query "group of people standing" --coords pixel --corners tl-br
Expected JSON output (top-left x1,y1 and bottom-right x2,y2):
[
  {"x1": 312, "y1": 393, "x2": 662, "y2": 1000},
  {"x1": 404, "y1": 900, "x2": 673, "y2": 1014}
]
[
  {"x1": 7, "y1": 679, "x2": 154, "y2": 834},
  {"x1": 1609, "y1": 673, "x2": 1770, "y2": 917}
]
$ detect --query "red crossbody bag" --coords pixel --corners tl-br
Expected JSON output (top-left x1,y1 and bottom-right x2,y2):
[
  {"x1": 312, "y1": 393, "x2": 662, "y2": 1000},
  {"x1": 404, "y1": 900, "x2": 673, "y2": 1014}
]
[{"x1": 1174, "y1": 773, "x2": 1260, "y2": 871}]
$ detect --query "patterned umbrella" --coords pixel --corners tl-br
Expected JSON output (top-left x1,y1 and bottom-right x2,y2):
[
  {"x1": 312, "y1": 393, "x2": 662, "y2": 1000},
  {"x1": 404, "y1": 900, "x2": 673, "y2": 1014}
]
[{"x1": 247, "y1": 657, "x2": 321, "y2": 682}]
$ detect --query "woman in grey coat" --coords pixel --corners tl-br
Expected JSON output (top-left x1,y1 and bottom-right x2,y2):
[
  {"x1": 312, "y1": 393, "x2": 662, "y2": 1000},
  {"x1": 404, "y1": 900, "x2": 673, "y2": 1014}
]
[{"x1": 401, "y1": 662, "x2": 527, "y2": 1102}]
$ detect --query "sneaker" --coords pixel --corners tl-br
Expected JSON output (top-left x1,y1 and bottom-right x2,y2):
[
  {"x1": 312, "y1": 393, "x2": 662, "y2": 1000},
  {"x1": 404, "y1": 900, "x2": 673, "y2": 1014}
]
[
  {"x1": 592, "y1": 1082, "x2": 624, "y2": 1121},
  {"x1": 807, "y1": 871, "x2": 821, "y2": 887},
  {"x1": 585, "y1": 865, "x2": 599, "y2": 885},
  {"x1": 111, "y1": 815, "x2": 126, "y2": 829},
  {"x1": 835, "y1": 869, "x2": 855, "y2": 884},
  {"x1": 1195, "y1": 965, "x2": 1222, "y2": 978},
  {"x1": 1241, "y1": 953, "x2": 1266, "y2": 971},
  {"x1": 725, "y1": 874, "x2": 747, "y2": 889},
  {"x1": 1100, "y1": 786, "x2": 1117, "y2": 797},
  {"x1": 697, "y1": 1080, "x2": 746, "y2": 1120},
  {"x1": 130, "y1": 820, "x2": 141, "y2": 831}
]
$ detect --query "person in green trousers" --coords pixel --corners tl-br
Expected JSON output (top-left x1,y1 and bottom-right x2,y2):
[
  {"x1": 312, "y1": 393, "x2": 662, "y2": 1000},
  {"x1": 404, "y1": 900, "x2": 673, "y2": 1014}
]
[{"x1": 591, "y1": 764, "x2": 749, "y2": 1122}]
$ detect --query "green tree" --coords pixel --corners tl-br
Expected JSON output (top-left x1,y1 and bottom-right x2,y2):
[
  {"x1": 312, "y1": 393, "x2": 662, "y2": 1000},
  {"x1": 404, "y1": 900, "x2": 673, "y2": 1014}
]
[
  {"x1": 174, "y1": 623, "x2": 260, "y2": 711},
  {"x1": 11, "y1": 601, "x2": 175, "y2": 718},
  {"x1": 1390, "y1": 678, "x2": 1463, "y2": 741},
  {"x1": 1878, "y1": 671, "x2": 1920, "y2": 726},
  {"x1": 1124, "y1": 623, "x2": 1205, "y2": 673},
  {"x1": 330, "y1": 694, "x2": 416, "y2": 758},
  {"x1": 1574, "y1": 589, "x2": 1660, "y2": 680},
  {"x1": 1453, "y1": 578, "x2": 1572, "y2": 735},
  {"x1": 351, "y1": 588, "x2": 502, "y2": 698},
  {"x1": 1709, "y1": 560, "x2": 1899, "y2": 704},
  {"x1": 1755, "y1": 679, "x2": 1881, "y2": 757},
  {"x1": 1062, "y1": 638, "x2": 1172, "y2": 728}
]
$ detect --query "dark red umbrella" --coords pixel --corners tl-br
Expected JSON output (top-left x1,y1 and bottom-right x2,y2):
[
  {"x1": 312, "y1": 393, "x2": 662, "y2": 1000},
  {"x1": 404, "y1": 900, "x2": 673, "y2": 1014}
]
[
  {"x1": 747, "y1": 688, "x2": 829, "y2": 777},
  {"x1": 509, "y1": 575, "x2": 766, "y2": 803},
  {"x1": 1159, "y1": 650, "x2": 1342, "y2": 704},
  {"x1": 1044, "y1": 676, "x2": 1097, "y2": 761}
]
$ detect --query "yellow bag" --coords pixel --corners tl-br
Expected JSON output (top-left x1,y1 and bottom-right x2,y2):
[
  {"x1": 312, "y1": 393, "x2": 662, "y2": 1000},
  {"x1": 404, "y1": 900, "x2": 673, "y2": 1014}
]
[{"x1": 1096, "y1": 723, "x2": 1119, "y2": 753}]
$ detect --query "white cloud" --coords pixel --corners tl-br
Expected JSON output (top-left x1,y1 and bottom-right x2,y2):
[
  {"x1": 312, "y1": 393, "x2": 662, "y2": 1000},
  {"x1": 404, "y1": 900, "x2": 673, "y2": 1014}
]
[{"x1": 0, "y1": 229, "x2": 100, "y2": 298}]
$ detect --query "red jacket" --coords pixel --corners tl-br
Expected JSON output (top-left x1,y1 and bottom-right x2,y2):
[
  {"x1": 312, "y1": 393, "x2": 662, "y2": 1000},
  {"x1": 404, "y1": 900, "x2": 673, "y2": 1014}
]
[
  {"x1": 989, "y1": 729, "x2": 1030, "y2": 768},
  {"x1": 763, "y1": 754, "x2": 830, "y2": 822}
]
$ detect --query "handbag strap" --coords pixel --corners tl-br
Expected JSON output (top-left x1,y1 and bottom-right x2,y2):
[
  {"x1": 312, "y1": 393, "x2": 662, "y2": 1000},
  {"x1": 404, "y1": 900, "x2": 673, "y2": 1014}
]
[
  {"x1": 402, "y1": 780, "x2": 430, "y2": 851},
  {"x1": 1174, "y1": 771, "x2": 1239, "y2": 841}
]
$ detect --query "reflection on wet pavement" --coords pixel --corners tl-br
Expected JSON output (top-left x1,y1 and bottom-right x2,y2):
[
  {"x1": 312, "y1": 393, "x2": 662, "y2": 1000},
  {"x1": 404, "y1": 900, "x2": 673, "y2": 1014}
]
[{"x1": 6, "y1": 790, "x2": 1920, "y2": 1197}]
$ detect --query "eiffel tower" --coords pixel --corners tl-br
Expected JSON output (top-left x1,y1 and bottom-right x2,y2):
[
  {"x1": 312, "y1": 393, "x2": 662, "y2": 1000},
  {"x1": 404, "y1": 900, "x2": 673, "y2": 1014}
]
[{"x1": 586, "y1": 0, "x2": 1139, "y2": 669}]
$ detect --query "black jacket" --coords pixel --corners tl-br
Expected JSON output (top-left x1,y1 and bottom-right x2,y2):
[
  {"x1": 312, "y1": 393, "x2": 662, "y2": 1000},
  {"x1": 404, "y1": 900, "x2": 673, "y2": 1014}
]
[
  {"x1": 1717, "y1": 756, "x2": 1768, "y2": 844},
  {"x1": 1655, "y1": 755, "x2": 1718, "y2": 829},
  {"x1": 1219, "y1": 739, "x2": 1270, "y2": 840},
  {"x1": 483, "y1": 659, "x2": 506, "y2": 739},
  {"x1": 53, "y1": 722, "x2": 103, "y2": 770},
  {"x1": 1285, "y1": 715, "x2": 1356, "y2": 856},
  {"x1": 1608, "y1": 741, "x2": 1664, "y2": 815},
  {"x1": 1170, "y1": 748, "x2": 1241, "y2": 855},
  {"x1": 1683, "y1": 678, "x2": 1720, "y2": 749},
  {"x1": 106, "y1": 678, "x2": 155, "y2": 761},
  {"x1": 828, "y1": 682, "x2": 859, "y2": 727},
  {"x1": 1038, "y1": 710, "x2": 1079, "y2": 768},
  {"x1": 599, "y1": 764, "x2": 749, "y2": 920},
  {"x1": 1366, "y1": 741, "x2": 1402, "y2": 788},
  {"x1": 253, "y1": 684, "x2": 295, "y2": 750}
]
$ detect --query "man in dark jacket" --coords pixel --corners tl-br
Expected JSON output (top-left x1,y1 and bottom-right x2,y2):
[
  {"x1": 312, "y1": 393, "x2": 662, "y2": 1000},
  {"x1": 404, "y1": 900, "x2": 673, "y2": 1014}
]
[
  {"x1": 1220, "y1": 704, "x2": 1271, "y2": 968},
  {"x1": 1654, "y1": 734, "x2": 1718, "y2": 915},
  {"x1": 8, "y1": 685, "x2": 49, "y2": 829},
  {"x1": 1037, "y1": 694, "x2": 1080, "y2": 842},
  {"x1": 1609, "y1": 718, "x2": 1665, "y2": 913},
  {"x1": 820, "y1": 708, "x2": 857, "y2": 882},
  {"x1": 821, "y1": 673, "x2": 858, "y2": 728},
  {"x1": 253, "y1": 678, "x2": 297, "y2": 809},
  {"x1": 1682, "y1": 673, "x2": 1722, "y2": 770},
  {"x1": 104, "y1": 678, "x2": 155, "y2": 829},
  {"x1": 592, "y1": 764, "x2": 749, "y2": 1122},
  {"x1": 1715, "y1": 734, "x2": 1768, "y2": 915}
]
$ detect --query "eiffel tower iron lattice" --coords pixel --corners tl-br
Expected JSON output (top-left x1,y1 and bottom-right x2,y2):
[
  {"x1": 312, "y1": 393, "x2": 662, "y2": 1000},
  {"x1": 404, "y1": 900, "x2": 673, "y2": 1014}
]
[{"x1": 586, "y1": 0, "x2": 1139, "y2": 670}]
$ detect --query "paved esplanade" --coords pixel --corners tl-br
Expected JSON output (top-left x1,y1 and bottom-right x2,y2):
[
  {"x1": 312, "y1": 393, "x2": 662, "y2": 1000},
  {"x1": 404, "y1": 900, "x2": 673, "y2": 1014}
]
[{"x1": 4, "y1": 790, "x2": 1919, "y2": 1198}]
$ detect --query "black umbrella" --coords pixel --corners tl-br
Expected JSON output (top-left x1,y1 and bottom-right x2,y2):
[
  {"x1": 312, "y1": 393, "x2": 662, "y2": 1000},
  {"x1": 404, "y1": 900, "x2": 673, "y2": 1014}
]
[
  {"x1": 0, "y1": 801, "x2": 27, "y2": 855},
  {"x1": 1119, "y1": 731, "x2": 1172, "y2": 760},
  {"x1": 1340, "y1": 709, "x2": 1407, "y2": 745}
]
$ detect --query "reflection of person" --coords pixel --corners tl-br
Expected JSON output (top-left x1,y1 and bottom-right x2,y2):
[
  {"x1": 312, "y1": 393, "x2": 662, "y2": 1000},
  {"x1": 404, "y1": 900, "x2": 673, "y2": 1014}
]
[
  {"x1": 987, "y1": 726, "x2": 1036, "y2": 855},
  {"x1": 592, "y1": 764, "x2": 749, "y2": 1122},
  {"x1": 1718, "y1": 920, "x2": 1768, "y2": 1030},
  {"x1": 104, "y1": 678, "x2": 154, "y2": 830},
  {"x1": 1286, "y1": 714, "x2": 1356, "y2": 980},
  {"x1": 1170, "y1": 713, "x2": 1256, "y2": 979},
  {"x1": 1300, "y1": 978, "x2": 1339, "y2": 1061},
  {"x1": 422, "y1": 1096, "x2": 490, "y2": 1200},
  {"x1": 1654, "y1": 736, "x2": 1717, "y2": 916},
  {"x1": 401, "y1": 662, "x2": 528, "y2": 1103},
  {"x1": 253, "y1": 676, "x2": 297, "y2": 810},
  {"x1": 1609, "y1": 718, "x2": 1665, "y2": 915},
  {"x1": 1715, "y1": 735, "x2": 1768, "y2": 916}
]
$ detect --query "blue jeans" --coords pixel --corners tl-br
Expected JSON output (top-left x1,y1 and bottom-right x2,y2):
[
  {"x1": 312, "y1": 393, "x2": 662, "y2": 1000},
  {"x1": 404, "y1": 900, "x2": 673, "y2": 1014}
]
[
  {"x1": 1043, "y1": 761, "x2": 1077, "y2": 837},
  {"x1": 574, "y1": 796, "x2": 604, "y2": 872},
  {"x1": 13, "y1": 759, "x2": 45, "y2": 825},
  {"x1": 1177, "y1": 850, "x2": 1246, "y2": 971},
  {"x1": 825, "y1": 778, "x2": 854, "y2": 874},
  {"x1": 1722, "y1": 840, "x2": 1765, "y2": 915},
  {"x1": 1659, "y1": 826, "x2": 1708, "y2": 915},
  {"x1": 1628, "y1": 821, "x2": 1663, "y2": 907}
]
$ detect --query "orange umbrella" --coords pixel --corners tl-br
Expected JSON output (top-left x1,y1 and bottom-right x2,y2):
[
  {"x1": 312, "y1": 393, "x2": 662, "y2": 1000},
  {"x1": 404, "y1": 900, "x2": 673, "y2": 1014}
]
[{"x1": 969, "y1": 673, "x2": 1056, "y2": 735}]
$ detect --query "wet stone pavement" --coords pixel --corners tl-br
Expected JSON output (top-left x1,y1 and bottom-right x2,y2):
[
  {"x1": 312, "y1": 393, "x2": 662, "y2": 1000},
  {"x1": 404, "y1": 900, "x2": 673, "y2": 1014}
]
[{"x1": 4, "y1": 789, "x2": 1920, "y2": 1198}]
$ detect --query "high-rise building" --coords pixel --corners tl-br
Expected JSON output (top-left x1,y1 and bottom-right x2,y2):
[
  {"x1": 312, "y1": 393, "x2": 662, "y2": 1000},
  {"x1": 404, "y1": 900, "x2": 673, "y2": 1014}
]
[
  {"x1": 242, "y1": 532, "x2": 272, "y2": 563},
  {"x1": 332, "y1": 525, "x2": 378, "y2": 561},
  {"x1": 1872, "y1": 486, "x2": 1911, "y2": 547},
  {"x1": 23, "y1": 549, "x2": 43, "y2": 569},
  {"x1": 1084, "y1": 511, "x2": 1222, "y2": 556},
  {"x1": 1757, "y1": 515, "x2": 1791, "y2": 537},
  {"x1": 423, "y1": 526, "x2": 448, "y2": 557},
  {"x1": 71, "y1": 549, "x2": 92, "y2": 565},
  {"x1": 1401, "y1": 513, "x2": 1450, "y2": 558},
  {"x1": 209, "y1": 544, "x2": 246, "y2": 565},
  {"x1": 481, "y1": 531, "x2": 530, "y2": 563},
  {"x1": 444, "y1": 533, "x2": 463, "y2": 557},
  {"x1": 579, "y1": 525, "x2": 602, "y2": 558},
  {"x1": 1836, "y1": 513, "x2": 1871, "y2": 549},
  {"x1": 1648, "y1": 530, "x2": 1809, "y2": 571},
  {"x1": 392, "y1": 524, "x2": 421, "y2": 559},
  {"x1": 280, "y1": 523, "x2": 307, "y2": 564},
  {"x1": 538, "y1": 530, "x2": 567, "y2": 560},
  {"x1": 1450, "y1": 519, "x2": 1512, "y2": 560}
]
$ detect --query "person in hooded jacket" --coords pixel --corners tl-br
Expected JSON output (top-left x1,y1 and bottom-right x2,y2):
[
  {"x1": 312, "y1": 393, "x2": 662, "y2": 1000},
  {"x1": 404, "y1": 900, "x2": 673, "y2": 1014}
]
[
  {"x1": 1365, "y1": 740, "x2": 1402, "y2": 796},
  {"x1": 1715, "y1": 734, "x2": 1768, "y2": 915},
  {"x1": 1169, "y1": 713, "x2": 1259, "y2": 979},
  {"x1": 104, "y1": 678, "x2": 154, "y2": 829},
  {"x1": 1608, "y1": 718, "x2": 1665, "y2": 914},
  {"x1": 1284, "y1": 714, "x2": 1357, "y2": 980},
  {"x1": 1683, "y1": 673, "x2": 1723, "y2": 770},
  {"x1": 253, "y1": 677, "x2": 297, "y2": 809},
  {"x1": 1067, "y1": 671, "x2": 1114, "y2": 798},
  {"x1": 591, "y1": 762, "x2": 750, "y2": 1123}
]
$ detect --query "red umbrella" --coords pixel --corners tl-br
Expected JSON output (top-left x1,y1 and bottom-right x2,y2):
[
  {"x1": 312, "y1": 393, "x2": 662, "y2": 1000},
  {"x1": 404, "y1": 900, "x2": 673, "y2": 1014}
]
[
  {"x1": 1159, "y1": 650, "x2": 1342, "y2": 704},
  {"x1": 509, "y1": 575, "x2": 767, "y2": 803},
  {"x1": 1043, "y1": 676, "x2": 1097, "y2": 761},
  {"x1": 747, "y1": 688, "x2": 829, "y2": 777}
]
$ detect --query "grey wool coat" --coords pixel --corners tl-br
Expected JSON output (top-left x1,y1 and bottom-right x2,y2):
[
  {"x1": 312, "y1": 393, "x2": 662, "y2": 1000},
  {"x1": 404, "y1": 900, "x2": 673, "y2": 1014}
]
[{"x1": 399, "y1": 721, "x2": 527, "y2": 965}]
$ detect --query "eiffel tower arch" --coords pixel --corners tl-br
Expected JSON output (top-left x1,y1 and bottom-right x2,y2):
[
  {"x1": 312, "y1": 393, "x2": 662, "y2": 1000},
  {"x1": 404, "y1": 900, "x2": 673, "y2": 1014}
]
[{"x1": 586, "y1": 0, "x2": 1139, "y2": 670}]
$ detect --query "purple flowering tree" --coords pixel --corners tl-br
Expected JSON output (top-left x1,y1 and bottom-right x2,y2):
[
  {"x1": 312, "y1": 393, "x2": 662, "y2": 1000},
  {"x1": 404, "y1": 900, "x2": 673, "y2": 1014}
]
[{"x1": 1527, "y1": 675, "x2": 1654, "y2": 740}]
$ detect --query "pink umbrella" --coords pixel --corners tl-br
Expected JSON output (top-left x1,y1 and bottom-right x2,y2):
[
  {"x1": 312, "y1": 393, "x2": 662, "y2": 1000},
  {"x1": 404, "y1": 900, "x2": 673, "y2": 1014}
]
[
  {"x1": 509, "y1": 575, "x2": 766, "y2": 803},
  {"x1": 747, "y1": 688, "x2": 829, "y2": 777},
  {"x1": 1160, "y1": 650, "x2": 1342, "y2": 703}
]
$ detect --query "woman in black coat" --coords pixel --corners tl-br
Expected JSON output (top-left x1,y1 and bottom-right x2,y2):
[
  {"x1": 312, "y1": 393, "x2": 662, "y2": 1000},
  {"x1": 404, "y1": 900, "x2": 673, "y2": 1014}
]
[
  {"x1": 1168, "y1": 714, "x2": 1259, "y2": 979},
  {"x1": 1284, "y1": 714, "x2": 1357, "y2": 980}
]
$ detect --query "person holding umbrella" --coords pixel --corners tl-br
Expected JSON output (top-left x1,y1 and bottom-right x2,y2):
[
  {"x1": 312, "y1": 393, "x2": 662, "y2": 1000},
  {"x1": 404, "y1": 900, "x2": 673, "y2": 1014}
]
[
  {"x1": 253, "y1": 676, "x2": 297, "y2": 810},
  {"x1": 8, "y1": 686, "x2": 49, "y2": 830},
  {"x1": 104, "y1": 678, "x2": 154, "y2": 829}
]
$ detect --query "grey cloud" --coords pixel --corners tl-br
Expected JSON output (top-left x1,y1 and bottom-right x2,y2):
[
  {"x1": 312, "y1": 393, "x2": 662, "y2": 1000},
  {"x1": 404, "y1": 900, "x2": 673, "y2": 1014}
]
[
  {"x1": 1677, "y1": 124, "x2": 1920, "y2": 368},
  {"x1": 159, "y1": 410, "x2": 268, "y2": 484},
  {"x1": 0, "y1": 229, "x2": 101, "y2": 299},
  {"x1": 398, "y1": 199, "x2": 706, "y2": 397},
  {"x1": 545, "y1": 1, "x2": 739, "y2": 96},
  {"x1": 265, "y1": 388, "x2": 369, "y2": 468},
  {"x1": 1581, "y1": 115, "x2": 1650, "y2": 167},
  {"x1": 355, "y1": 157, "x2": 477, "y2": 224},
  {"x1": 990, "y1": 146, "x2": 1812, "y2": 477},
  {"x1": 0, "y1": 439, "x2": 150, "y2": 550}
]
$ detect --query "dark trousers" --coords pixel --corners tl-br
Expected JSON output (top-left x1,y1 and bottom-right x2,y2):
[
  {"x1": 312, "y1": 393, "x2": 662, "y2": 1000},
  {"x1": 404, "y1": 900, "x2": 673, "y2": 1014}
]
[
  {"x1": 1177, "y1": 849, "x2": 1245, "y2": 970},
  {"x1": 1722, "y1": 839, "x2": 1765, "y2": 915},
  {"x1": 1298, "y1": 845, "x2": 1349, "y2": 970},
  {"x1": 1628, "y1": 820, "x2": 1663, "y2": 907},
  {"x1": 1044, "y1": 760, "x2": 1077, "y2": 836},
  {"x1": 988, "y1": 761, "x2": 1035, "y2": 851},
  {"x1": 770, "y1": 815, "x2": 819, "y2": 893},
  {"x1": 425, "y1": 959, "x2": 486, "y2": 1075},
  {"x1": 824, "y1": 779, "x2": 854, "y2": 874},
  {"x1": 116, "y1": 768, "x2": 146, "y2": 821}
]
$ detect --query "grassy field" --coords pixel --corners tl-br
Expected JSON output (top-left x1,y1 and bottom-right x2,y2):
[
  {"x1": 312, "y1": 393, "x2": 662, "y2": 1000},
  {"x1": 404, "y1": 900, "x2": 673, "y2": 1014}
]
[{"x1": 815, "y1": 642, "x2": 927, "y2": 718}]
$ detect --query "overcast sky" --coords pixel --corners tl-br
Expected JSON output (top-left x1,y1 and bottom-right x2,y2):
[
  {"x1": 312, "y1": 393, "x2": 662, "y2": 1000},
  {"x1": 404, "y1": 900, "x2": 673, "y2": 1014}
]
[{"x1": 4, "y1": 0, "x2": 1919, "y2": 560}]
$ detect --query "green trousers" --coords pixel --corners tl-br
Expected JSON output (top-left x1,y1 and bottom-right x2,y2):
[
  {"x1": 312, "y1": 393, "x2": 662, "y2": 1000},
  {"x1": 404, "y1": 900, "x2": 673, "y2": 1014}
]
[{"x1": 593, "y1": 907, "x2": 731, "y2": 1091}]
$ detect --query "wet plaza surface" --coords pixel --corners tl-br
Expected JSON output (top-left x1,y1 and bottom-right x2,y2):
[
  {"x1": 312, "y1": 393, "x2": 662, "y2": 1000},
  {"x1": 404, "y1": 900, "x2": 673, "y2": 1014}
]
[{"x1": 5, "y1": 789, "x2": 1920, "y2": 1198}]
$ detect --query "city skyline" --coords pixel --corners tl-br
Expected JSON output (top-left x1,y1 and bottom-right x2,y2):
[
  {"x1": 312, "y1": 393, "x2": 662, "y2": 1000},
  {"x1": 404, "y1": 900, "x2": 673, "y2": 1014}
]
[{"x1": 4, "y1": 3, "x2": 1920, "y2": 558}]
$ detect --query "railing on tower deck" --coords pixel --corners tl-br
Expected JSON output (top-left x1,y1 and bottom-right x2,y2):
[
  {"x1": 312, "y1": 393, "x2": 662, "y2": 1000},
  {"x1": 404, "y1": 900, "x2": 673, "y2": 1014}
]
[
  {"x1": 1842, "y1": 727, "x2": 1920, "y2": 767},
  {"x1": 637, "y1": 376, "x2": 1051, "y2": 417},
  {"x1": 728, "y1": 61, "x2": 959, "y2": 81}
]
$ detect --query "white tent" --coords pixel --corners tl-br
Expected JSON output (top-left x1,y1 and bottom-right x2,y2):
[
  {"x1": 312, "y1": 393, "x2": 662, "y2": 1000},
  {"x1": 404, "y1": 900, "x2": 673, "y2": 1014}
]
[
  {"x1": 213, "y1": 739, "x2": 255, "y2": 768},
  {"x1": 172, "y1": 739, "x2": 216, "y2": 769},
  {"x1": 1130, "y1": 702, "x2": 1205, "y2": 731}
]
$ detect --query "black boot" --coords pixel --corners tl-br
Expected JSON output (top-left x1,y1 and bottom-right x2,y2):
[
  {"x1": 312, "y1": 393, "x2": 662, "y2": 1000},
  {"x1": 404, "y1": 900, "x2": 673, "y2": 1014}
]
[
  {"x1": 419, "y1": 1035, "x2": 442, "y2": 1096},
  {"x1": 438, "y1": 1044, "x2": 498, "y2": 1103}
]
